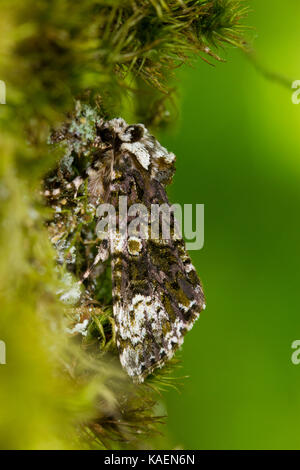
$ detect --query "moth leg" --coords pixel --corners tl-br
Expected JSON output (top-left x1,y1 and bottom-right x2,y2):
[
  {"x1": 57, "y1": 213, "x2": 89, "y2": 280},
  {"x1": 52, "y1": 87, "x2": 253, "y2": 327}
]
[{"x1": 80, "y1": 239, "x2": 110, "y2": 283}]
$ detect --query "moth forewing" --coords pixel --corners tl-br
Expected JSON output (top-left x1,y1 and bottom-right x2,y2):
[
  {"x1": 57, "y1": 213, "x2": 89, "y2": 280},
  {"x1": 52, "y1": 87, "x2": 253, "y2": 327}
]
[{"x1": 95, "y1": 118, "x2": 206, "y2": 382}]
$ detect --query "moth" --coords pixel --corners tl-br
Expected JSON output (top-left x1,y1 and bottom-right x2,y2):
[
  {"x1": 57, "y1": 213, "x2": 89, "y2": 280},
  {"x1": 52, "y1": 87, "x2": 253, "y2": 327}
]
[
  {"x1": 46, "y1": 110, "x2": 206, "y2": 383},
  {"x1": 86, "y1": 118, "x2": 206, "y2": 382}
]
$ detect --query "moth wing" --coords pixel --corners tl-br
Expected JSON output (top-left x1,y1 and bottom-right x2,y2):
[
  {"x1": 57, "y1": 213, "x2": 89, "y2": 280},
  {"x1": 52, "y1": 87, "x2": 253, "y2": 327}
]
[
  {"x1": 110, "y1": 147, "x2": 205, "y2": 382},
  {"x1": 112, "y1": 235, "x2": 205, "y2": 382}
]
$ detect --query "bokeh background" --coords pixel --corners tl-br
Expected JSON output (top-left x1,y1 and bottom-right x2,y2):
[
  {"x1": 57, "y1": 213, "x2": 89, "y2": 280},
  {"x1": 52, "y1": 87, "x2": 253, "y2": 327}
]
[{"x1": 161, "y1": 0, "x2": 300, "y2": 450}]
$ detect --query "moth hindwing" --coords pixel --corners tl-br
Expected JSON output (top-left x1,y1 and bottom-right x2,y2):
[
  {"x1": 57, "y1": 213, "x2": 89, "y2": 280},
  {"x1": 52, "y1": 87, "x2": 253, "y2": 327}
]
[{"x1": 91, "y1": 118, "x2": 206, "y2": 382}]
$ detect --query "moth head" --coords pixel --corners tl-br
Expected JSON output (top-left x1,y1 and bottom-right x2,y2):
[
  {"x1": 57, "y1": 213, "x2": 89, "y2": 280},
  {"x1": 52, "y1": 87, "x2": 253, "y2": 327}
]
[
  {"x1": 121, "y1": 124, "x2": 144, "y2": 143},
  {"x1": 96, "y1": 122, "x2": 117, "y2": 145},
  {"x1": 96, "y1": 118, "x2": 145, "y2": 145},
  {"x1": 95, "y1": 118, "x2": 175, "y2": 184}
]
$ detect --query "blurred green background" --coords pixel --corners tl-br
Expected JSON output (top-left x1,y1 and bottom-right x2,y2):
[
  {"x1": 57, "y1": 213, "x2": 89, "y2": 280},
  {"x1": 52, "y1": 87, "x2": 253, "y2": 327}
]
[{"x1": 162, "y1": 0, "x2": 300, "y2": 450}]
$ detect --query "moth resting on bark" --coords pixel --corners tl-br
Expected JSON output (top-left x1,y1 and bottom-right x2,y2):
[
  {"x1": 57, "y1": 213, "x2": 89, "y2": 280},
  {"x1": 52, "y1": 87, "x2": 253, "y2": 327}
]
[{"x1": 46, "y1": 111, "x2": 206, "y2": 383}]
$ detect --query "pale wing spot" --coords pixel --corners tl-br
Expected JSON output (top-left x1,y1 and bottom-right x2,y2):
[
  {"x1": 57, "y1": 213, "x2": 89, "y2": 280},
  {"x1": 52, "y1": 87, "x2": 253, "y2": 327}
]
[
  {"x1": 127, "y1": 236, "x2": 142, "y2": 256},
  {"x1": 179, "y1": 299, "x2": 196, "y2": 313},
  {"x1": 121, "y1": 142, "x2": 150, "y2": 170},
  {"x1": 120, "y1": 346, "x2": 145, "y2": 379}
]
